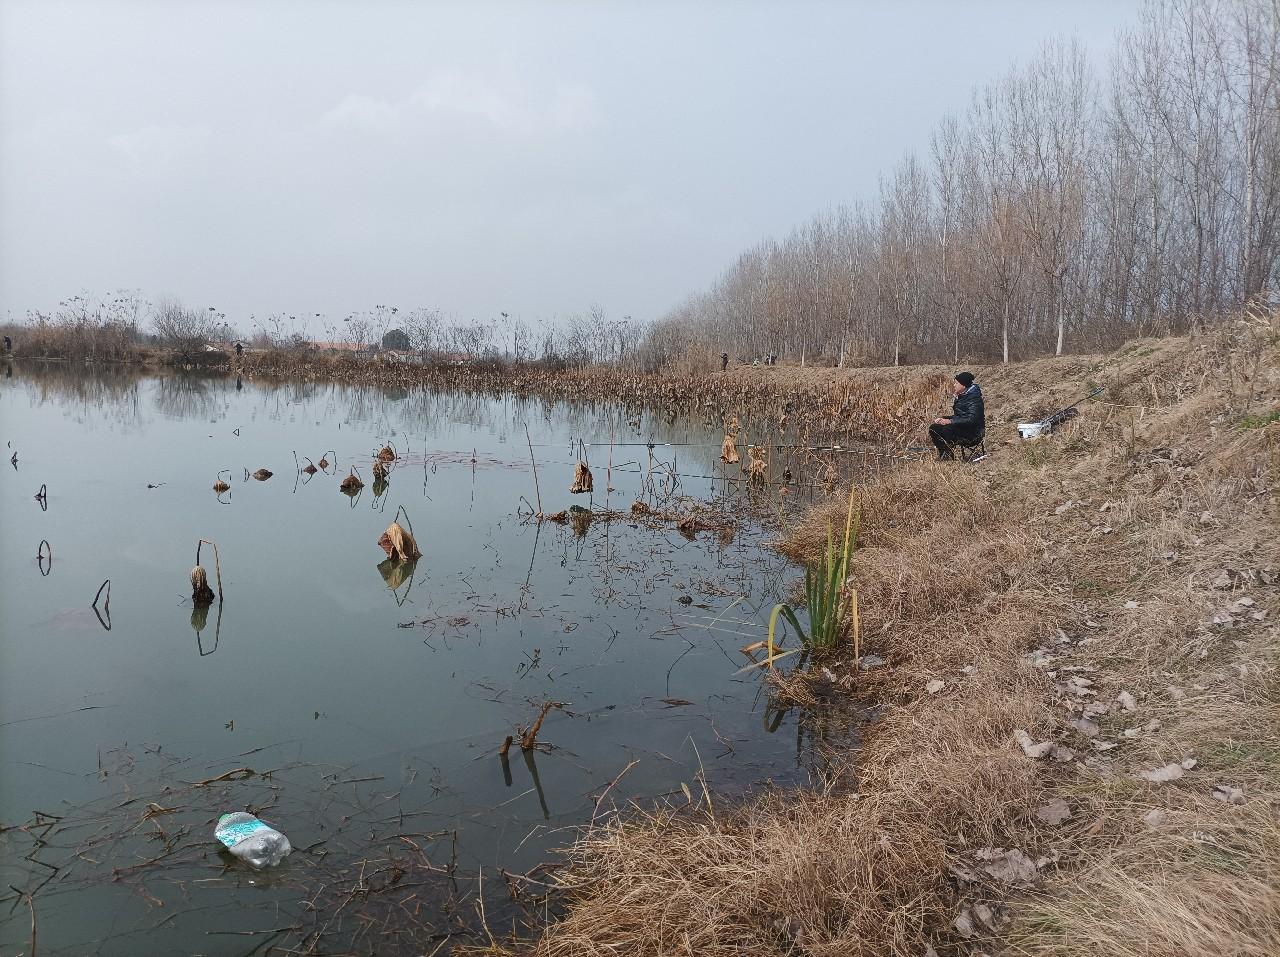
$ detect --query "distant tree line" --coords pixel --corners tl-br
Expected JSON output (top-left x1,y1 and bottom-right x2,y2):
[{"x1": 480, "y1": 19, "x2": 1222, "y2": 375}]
[
  {"x1": 325, "y1": 304, "x2": 646, "y2": 367},
  {"x1": 643, "y1": 0, "x2": 1280, "y2": 366},
  {"x1": 8, "y1": 2, "x2": 1274, "y2": 373},
  {"x1": 3, "y1": 294, "x2": 651, "y2": 369}
]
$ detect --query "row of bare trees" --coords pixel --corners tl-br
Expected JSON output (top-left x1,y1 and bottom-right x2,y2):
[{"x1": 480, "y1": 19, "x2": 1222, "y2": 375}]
[
  {"x1": 645, "y1": 0, "x2": 1280, "y2": 366},
  {"x1": 8, "y1": 292, "x2": 652, "y2": 368},
  {"x1": 317, "y1": 304, "x2": 646, "y2": 366}
]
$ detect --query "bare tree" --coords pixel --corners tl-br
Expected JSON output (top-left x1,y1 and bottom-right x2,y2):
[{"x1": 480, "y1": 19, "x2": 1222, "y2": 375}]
[
  {"x1": 152, "y1": 297, "x2": 219, "y2": 352},
  {"x1": 637, "y1": 0, "x2": 1279, "y2": 367}
]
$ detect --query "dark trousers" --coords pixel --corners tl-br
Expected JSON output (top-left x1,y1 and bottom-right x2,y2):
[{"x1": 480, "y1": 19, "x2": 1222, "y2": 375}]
[{"x1": 929, "y1": 422, "x2": 974, "y2": 457}]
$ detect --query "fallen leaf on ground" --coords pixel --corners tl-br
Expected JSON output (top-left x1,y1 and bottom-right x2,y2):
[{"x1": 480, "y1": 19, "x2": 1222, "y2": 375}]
[
  {"x1": 1211, "y1": 785, "x2": 1245, "y2": 805},
  {"x1": 1035, "y1": 798, "x2": 1072, "y2": 825},
  {"x1": 1069, "y1": 718, "x2": 1100, "y2": 737},
  {"x1": 1139, "y1": 763, "x2": 1185, "y2": 784},
  {"x1": 975, "y1": 848, "x2": 1040, "y2": 884},
  {"x1": 1014, "y1": 729, "x2": 1053, "y2": 759},
  {"x1": 973, "y1": 902, "x2": 1000, "y2": 929}
]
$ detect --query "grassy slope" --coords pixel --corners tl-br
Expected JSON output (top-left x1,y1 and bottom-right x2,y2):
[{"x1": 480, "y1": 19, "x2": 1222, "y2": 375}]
[{"x1": 535, "y1": 315, "x2": 1279, "y2": 956}]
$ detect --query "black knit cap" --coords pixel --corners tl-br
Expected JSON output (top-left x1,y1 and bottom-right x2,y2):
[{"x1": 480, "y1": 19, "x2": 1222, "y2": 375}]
[{"x1": 955, "y1": 371, "x2": 975, "y2": 387}]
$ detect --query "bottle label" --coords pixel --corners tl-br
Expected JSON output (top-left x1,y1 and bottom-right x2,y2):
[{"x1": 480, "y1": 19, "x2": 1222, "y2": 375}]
[{"x1": 216, "y1": 818, "x2": 270, "y2": 849}]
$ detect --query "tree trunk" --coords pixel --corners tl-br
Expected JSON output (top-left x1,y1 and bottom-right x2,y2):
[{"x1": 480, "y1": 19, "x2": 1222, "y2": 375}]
[
  {"x1": 1002, "y1": 298, "x2": 1010, "y2": 364},
  {"x1": 1055, "y1": 295, "x2": 1066, "y2": 356}
]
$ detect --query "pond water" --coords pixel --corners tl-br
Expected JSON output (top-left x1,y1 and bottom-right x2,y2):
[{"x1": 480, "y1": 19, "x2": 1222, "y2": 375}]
[{"x1": 0, "y1": 363, "x2": 848, "y2": 955}]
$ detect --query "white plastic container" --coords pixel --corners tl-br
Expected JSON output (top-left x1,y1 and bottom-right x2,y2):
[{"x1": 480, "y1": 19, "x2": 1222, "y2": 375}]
[
  {"x1": 1017, "y1": 422, "x2": 1046, "y2": 440},
  {"x1": 215, "y1": 812, "x2": 292, "y2": 868}
]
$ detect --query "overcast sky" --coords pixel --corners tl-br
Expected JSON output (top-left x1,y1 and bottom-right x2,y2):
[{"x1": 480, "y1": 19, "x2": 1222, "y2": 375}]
[{"x1": 1, "y1": 0, "x2": 1141, "y2": 333}]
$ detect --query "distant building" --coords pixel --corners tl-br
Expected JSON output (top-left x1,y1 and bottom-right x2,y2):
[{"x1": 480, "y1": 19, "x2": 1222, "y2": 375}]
[{"x1": 382, "y1": 328, "x2": 411, "y2": 351}]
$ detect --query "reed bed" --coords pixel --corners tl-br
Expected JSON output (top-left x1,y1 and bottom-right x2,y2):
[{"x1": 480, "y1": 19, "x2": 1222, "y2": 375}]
[{"x1": 239, "y1": 351, "x2": 948, "y2": 446}]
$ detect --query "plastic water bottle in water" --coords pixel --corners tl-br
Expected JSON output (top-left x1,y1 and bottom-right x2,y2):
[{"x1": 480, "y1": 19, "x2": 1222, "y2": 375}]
[{"x1": 214, "y1": 812, "x2": 292, "y2": 868}]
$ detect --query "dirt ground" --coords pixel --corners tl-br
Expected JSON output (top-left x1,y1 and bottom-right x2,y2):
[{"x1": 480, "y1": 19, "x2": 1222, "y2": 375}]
[{"x1": 533, "y1": 314, "x2": 1280, "y2": 956}]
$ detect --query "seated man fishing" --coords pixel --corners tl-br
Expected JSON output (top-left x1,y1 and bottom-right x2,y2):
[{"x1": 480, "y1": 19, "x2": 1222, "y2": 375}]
[{"x1": 929, "y1": 371, "x2": 984, "y2": 460}]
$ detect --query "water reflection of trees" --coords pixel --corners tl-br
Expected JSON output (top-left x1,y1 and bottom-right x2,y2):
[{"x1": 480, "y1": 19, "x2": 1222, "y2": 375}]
[
  {"x1": 152, "y1": 373, "x2": 233, "y2": 421},
  {"x1": 5, "y1": 365, "x2": 867, "y2": 491},
  {"x1": 313, "y1": 382, "x2": 822, "y2": 485},
  {"x1": 5, "y1": 361, "x2": 147, "y2": 431}
]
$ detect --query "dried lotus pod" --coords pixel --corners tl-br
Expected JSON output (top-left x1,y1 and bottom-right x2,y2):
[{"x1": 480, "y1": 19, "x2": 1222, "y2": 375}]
[
  {"x1": 191, "y1": 566, "x2": 216, "y2": 606},
  {"x1": 720, "y1": 434, "x2": 740, "y2": 464},
  {"x1": 377, "y1": 521, "x2": 421, "y2": 562},
  {"x1": 570, "y1": 461, "x2": 593, "y2": 494}
]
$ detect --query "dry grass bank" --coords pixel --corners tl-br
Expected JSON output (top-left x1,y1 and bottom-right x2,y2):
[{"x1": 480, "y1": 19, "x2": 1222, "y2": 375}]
[{"x1": 534, "y1": 311, "x2": 1280, "y2": 957}]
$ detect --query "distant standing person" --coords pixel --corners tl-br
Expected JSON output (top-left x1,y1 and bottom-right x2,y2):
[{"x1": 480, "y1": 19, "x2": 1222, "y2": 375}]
[
  {"x1": 2, "y1": 335, "x2": 11, "y2": 353},
  {"x1": 929, "y1": 371, "x2": 984, "y2": 460},
  {"x1": 720, "y1": 352, "x2": 729, "y2": 372},
  {"x1": 235, "y1": 341, "x2": 243, "y2": 358}
]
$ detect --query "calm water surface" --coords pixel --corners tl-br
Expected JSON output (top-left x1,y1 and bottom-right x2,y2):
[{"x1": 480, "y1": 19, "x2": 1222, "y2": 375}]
[{"x1": 0, "y1": 364, "x2": 843, "y2": 954}]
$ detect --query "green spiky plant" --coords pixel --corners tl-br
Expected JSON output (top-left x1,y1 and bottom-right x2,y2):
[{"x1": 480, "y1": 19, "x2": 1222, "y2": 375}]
[{"x1": 766, "y1": 486, "x2": 861, "y2": 666}]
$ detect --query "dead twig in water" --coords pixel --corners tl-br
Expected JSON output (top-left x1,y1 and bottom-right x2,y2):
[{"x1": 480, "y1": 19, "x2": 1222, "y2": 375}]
[
  {"x1": 189, "y1": 767, "x2": 255, "y2": 787},
  {"x1": 591, "y1": 758, "x2": 641, "y2": 823},
  {"x1": 92, "y1": 579, "x2": 111, "y2": 631},
  {"x1": 36, "y1": 540, "x2": 51, "y2": 577},
  {"x1": 525, "y1": 424, "x2": 543, "y2": 516},
  {"x1": 520, "y1": 701, "x2": 563, "y2": 751}
]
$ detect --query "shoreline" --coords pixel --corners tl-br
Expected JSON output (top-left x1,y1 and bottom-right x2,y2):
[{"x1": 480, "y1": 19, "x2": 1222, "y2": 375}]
[
  {"x1": 536, "y1": 318, "x2": 1279, "y2": 956},
  {"x1": 5, "y1": 324, "x2": 1277, "y2": 954}
]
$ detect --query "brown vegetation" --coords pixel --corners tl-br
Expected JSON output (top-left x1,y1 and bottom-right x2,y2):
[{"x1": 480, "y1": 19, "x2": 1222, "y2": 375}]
[
  {"x1": 190, "y1": 566, "x2": 216, "y2": 606},
  {"x1": 537, "y1": 311, "x2": 1280, "y2": 957},
  {"x1": 720, "y1": 433, "x2": 741, "y2": 464},
  {"x1": 239, "y1": 348, "x2": 950, "y2": 446},
  {"x1": 378, "y1": 521, "x2": 421, "y2": 563},
  {"x1": 569, "y1": 461, "x2": 594, "y2": 494}
]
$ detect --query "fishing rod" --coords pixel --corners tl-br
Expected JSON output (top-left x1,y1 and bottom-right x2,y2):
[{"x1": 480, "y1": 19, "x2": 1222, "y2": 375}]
[
  {"x1": 1038, "y1": 386, "x2": 1105, "y2": 429},
  {"x1": 530, "y1": 440, "x2": 911, "y2": 458}
]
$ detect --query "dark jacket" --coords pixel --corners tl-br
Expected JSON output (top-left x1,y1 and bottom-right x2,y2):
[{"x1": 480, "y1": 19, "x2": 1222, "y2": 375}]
[{"x1": 950, "y1": 384, "x2": 985, "y2": 435}]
